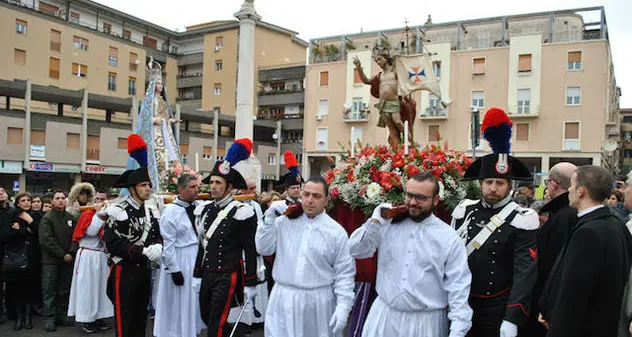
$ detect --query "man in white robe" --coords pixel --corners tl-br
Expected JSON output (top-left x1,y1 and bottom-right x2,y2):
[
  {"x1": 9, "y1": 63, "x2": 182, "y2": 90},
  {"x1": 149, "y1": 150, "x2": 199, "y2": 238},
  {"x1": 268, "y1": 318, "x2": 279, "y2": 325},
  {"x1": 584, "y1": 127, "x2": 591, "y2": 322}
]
[
  {"x1": 256, "y1": 176, "x2": 355, "y2": 337},
  {"x1": 68, "y1": 191, "x2": 113, "y2": 333},
  {"x1": 349, "y1": 172, "x2": 473, "y2": 337},
  {"x1": 154, "y1": 174, "x2": 205, "y2": 337}
]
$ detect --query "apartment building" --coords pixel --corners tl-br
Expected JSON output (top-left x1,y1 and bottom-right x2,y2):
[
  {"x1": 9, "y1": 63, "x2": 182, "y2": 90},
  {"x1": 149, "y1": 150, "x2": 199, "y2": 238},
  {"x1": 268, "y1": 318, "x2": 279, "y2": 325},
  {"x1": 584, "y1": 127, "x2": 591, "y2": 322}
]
[
  {"x1": 303, "y1": 7, "x2": 621, "y2": 179},
  {"x1": 620, "y1": 108, "x2": 632, "y2": 174},
  {"x1": 0, "y1": 0, "x2": 307, "y2": 192}
]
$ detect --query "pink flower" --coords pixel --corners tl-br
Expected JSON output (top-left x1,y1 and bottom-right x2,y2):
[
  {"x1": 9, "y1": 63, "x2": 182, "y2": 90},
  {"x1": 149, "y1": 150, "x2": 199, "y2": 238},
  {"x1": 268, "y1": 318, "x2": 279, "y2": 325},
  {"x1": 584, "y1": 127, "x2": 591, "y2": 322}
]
[
  {"x1": 175, "y1": 167, "x2": 182, "y2": 176},
  {"x1": 171, "y1": 177, "x2": 177, "y2": 184},
  {"x1": 330, "y1": 187, "x2": 340, "y2": 200}
]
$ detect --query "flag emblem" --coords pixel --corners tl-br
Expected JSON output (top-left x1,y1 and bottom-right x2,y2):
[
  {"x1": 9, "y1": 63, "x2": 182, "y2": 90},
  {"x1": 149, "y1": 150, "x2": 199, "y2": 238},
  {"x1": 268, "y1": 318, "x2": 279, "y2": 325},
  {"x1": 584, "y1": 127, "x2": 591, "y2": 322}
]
[{"x1": 408, "y1": 66, "x2": 425, "y2": 83}]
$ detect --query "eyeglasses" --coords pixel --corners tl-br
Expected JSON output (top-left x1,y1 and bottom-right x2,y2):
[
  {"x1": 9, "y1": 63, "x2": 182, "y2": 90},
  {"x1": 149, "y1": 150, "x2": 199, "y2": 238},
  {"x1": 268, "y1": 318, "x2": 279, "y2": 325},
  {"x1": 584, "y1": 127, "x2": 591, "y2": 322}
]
[
  {"x1": 544, "y1": 179, "x2": 556, "y2": 185},
  {"x1": 405, "y1": 192, "x2": 434, "y2": 203}
]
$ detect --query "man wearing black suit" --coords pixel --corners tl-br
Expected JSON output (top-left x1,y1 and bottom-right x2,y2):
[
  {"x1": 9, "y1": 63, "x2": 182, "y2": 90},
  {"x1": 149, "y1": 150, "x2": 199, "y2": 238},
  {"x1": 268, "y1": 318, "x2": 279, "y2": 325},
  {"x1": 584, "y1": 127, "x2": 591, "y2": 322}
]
[{"x1": 539, "y1": 165, "x2": 632, "y2": 337}]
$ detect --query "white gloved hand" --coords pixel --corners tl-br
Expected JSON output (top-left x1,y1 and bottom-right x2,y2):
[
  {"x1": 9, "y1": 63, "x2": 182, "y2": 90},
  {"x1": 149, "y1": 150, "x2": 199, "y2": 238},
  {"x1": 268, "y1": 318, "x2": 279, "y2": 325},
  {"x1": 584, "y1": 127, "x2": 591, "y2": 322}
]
[
  {"x1": 371, "y1": 203, "x2": 392, "y2": 225},
  {"x1": 500, "y1": 320, "x2": 518, "y2": 337},
  {"x1": 244, "y1": 286, "x2": 257, "y2": 303},
  {"x1": 142, "y1": 244, "x2": 162, "y2": 262},
  {"x1": 191, "y1": 277, "x2": 202, "y2": 293},
  {"x1": 328, "y1": 307, "x2": 349, "y2": 334}
]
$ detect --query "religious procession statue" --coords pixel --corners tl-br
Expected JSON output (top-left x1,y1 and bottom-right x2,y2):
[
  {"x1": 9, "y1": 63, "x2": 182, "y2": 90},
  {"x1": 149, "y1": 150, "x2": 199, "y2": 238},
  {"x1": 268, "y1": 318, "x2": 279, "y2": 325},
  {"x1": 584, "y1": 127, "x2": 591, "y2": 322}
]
[{"x1": 133, "y1": 58, "x2": 181, "y2": 193}]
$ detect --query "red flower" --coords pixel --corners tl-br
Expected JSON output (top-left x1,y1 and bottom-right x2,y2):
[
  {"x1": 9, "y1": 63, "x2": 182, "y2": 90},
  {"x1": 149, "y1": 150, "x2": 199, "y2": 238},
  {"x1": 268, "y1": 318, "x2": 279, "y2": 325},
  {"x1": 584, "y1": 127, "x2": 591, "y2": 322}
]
[
  {"x1": 406, "y1": 165, "x2": 420, "y2": 177},
  {"x1": 330, "y1": 186, "x2": 340, "y2": 200},
  {"x1": 347, "y1": 170, "x2": 355, "y2": 182}
]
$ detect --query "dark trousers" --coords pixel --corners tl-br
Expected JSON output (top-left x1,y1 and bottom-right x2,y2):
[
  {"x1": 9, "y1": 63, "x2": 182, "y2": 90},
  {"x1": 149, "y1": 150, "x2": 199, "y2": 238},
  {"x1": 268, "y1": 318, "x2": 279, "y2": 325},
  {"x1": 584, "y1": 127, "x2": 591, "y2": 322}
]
[
  {"x1": 200, "y1": 271, "x2": 242, "y2": 337},
  {"x1": 467, "y1": 293, "x2": 509, "y2": 337},
  {"x1": 107, "y1": 262, "x2": 150, "y2": 337},
  {"x1": 41, "y1": 263, "x2": 72, "y2": 323}
]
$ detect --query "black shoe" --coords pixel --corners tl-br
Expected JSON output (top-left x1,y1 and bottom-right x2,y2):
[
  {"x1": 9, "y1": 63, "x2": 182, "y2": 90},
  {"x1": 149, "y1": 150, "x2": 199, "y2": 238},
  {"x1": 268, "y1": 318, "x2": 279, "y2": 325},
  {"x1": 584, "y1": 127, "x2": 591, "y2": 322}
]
[
  {"x1": 45, "y1": 321, "x2": 56, "y2": 332},
  {"x1": 12, "y1": 306, "x2": 24, "y2": 331},
  {"x1": 82, "y1": 322, "x2": 99, "y2": 334},
  {"x1": 24, "y1": 306, "x2": 32, "y2": 330},
  {"x1": 95, "y1": 319, "x2": 111, "y2": 330},
  {"x1": 55, "y1": 317, "x2": 74, "y2": 327}
]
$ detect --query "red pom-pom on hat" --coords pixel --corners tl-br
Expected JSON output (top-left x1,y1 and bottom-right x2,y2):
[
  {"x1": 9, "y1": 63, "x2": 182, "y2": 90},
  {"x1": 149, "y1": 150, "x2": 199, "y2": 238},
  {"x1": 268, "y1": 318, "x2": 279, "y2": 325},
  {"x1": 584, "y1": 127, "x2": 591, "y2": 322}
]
[
  {"x1": 234, "y1": 138, "x2": 253, "y2": 155},
  {"x1": 127, "y1": 134, "x2": 147, "y2": 154},
  {"x1": 482, "y1": 107, "x2": 513, "y2": 132},
  {"x1": 284, "y1": 151, "x2": 298, "y2": 169}
]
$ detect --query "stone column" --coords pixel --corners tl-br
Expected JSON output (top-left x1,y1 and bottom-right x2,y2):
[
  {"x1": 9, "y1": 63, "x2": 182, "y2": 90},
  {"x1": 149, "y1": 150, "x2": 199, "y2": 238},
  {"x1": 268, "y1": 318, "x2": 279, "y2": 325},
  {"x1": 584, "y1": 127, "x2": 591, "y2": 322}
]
[
  {"x1": 23, "y1": 80, "x2": 32, "y2": 171},
  {"x1": 233, "y1": 0, "x2": 261, "y2": 140}
]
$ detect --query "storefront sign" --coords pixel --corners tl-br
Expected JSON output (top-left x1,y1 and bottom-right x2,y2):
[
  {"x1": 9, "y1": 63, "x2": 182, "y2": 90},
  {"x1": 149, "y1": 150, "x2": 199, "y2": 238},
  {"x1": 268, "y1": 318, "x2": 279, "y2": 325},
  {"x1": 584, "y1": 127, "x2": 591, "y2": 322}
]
[
  {"x1": 0, "y1": 161, "x2": 23, "y2": 174},
  {"x1": 84, "y1": 165, "x2": 126, "y2": 175},
  {"x1": 30, "y1": 145, "x2": 45, "y2": 159},
  {"x1": 29, "y1": 162, "x2": 54, "y2": 172}
]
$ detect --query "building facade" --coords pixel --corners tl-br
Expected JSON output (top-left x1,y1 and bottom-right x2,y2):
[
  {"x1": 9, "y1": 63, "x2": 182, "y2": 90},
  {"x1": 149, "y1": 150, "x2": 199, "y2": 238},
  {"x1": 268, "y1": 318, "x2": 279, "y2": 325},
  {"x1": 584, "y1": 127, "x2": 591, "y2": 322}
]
[
  {"x1": 303, "y1": 7, "x2": 621, "y2": 179},
  {"x1": 0, "y1": 0, "x2": 306, "y2": 192}
]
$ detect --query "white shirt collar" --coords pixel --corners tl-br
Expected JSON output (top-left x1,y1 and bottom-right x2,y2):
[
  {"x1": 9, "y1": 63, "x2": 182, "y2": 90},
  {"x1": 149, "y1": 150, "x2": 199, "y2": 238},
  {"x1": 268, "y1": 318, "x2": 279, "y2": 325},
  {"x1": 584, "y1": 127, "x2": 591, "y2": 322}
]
[
  {"x1": 482, "y1": 194, "x2": 512, "y2": 209},
  {"x1": 577, "y1": 205, "x2": 604, "y2": 218}
]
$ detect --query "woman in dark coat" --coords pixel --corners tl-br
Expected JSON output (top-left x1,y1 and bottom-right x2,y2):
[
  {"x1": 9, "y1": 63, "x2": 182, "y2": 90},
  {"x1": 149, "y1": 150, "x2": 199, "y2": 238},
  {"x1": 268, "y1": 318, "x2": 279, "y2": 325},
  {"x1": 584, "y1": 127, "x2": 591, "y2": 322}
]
[{"x1": 1, "y1": 192, "x2": 39, "y2": 330}]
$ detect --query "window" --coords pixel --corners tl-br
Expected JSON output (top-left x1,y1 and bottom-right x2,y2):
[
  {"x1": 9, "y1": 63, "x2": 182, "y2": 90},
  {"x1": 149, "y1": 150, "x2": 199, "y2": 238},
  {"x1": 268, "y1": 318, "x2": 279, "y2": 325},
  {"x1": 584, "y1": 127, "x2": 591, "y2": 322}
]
[
  {"x1": 109, "y1": 47, "x2": 118, "y2": 66},
  {"x1": 352, "y1": 97, "x2": 363, "y2": 113},
  {"x1": 429, "y1": 94, "x2": 440, "y2": 108},
  {"x1": 49, "y1": 57, "x2": 60, "y2": 79},
  {"x1": 518, "y1": 54, "x2": 532, "y2": 72},
  {"x1": 320, "y1": 71, "x2": 329, "y2": 86},
  {"x1": 129, "y1": 52, "x2": 138, "y2": 71},
  {"x1": 428, "y1": 125, "x2": 440, "y2": 141},
  {"x1": 39, "y1": 2, "x2": 58, "y2": 15},
  {"x1": 30, "y1": 130, "x2": 45, "y2": 145},
  {"x1": 123, "y1": 29, "x2": 131, "y2": 41},
  {"x1": 473, "y1": 58, "x2": 485, "y2": 74},
  {"x1": 568, "y1": 51, "x2": 582, "y2": 70},
  {"x1": 563, "y1": 122, "x2": 580, "y2": 151},
  {"x1": 318, "y1": 99, "x2": 329, "y2": 116},
  {"x1": 203, "y1": 146, "x2": 212, "y2": 160},
  {"x1": 87, "y1": 136, "x2": 100, "y2": 161},
  {"x1": 14, "y1": 49, "x2": 26, "y2": 66},
  {"x1": 7, "y1": 127, "x2": 23, "y2": 145},
  {"x1": 70, "y1": 12, "x2": 80, "y2": 23},
  {"x1": 472, "y1": 91, "x2": 484, "y2": 109},
  {"x1": 180, "y1": 144, "x2": 189, "y2": 163},
  {"x1": 353, "y1": 69, "x2": 362, "y2": 84},
  {"x1": 66, "y1": 133, "x2": 80, "y2": 150},
  {"x1": 220, "y1": 126, "x2": 231, "y2": 137},
  {"x1": 117, "y1": 138, "x2": 127, "y2": 152},
  {"x1": 215, "y1": 36, "x2": 224, "y2": 48},
  {"x1": 214, "y1": 83, "x2": 221, "y2": 95},
  {"x1": 15, "y1": 19, "x2": 27, "y2": 35},
  {"x1": 566, "y1": 87, "x2": 581, "y2": 105},
  {"x1": 625, "y1": 131, "x2": 632, "y2": 142},
  {"x1": 516, "y1": 123, "x2": 529, "y2": 141},
  {"x1": 103, "y1": 22, "x2": 112, "y2": 34},
  {"x1": 267, "y1": 153, "x2": 276, "y2": 165},
  {"x1": 72, "y1": 63, "x2": 88, "y2": 78},
  {"x1": 432, "y1": 61, "x2": 441, "y2": 78},
  {"x1": 143, "y1": 36, "x2": 157, "y2": 49},
  {"x1": 128, "y1": 77, "x2": 136, "y2": 95},
  {"x1": 215, "y1": 60, "x2": 223, "y2": 71},
  {"x1": 50, "y1": 29, "x2": 61, "y2": 51},
  {"x1": 108, "y1": 72, "x2": 117, "y2": 91},
  {"x1": 73, "y1": 36, "x2": 88, "y2": 51},
  {"x1": 517, "y1": 89, "x2": 531, "y2": 114},
  {"x1": 316, "y1": 128, "x2": 328, "y2": 151},
  {"x1": 624, "y1": 116, "x2": 632, "y2": 123}
]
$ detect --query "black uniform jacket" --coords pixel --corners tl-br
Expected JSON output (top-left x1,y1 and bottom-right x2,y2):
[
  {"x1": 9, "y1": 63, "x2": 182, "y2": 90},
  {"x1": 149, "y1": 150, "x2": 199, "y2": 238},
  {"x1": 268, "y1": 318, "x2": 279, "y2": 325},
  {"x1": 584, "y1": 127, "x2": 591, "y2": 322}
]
[
  {"x1": 193, "y1": 196, "x2": 258, "y2": 287},
  {"x1": 539, "y1": 206, "x2": 632, "y2": 337},
  {"x1": 452, "y1": 197, "x2": 539, "y2": 326}
]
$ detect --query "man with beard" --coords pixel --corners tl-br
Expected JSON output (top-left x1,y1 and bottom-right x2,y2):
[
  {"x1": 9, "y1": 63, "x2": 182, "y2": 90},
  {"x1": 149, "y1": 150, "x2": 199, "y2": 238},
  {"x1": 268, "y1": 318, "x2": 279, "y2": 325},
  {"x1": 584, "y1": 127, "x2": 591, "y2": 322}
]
[
  {"x1": 256, "y1": 176, "x2": 355, "y2": 337},
  {"x1": 103, "y1": 134, "x2": 163, "y2": 337},
  {"x1": 451, "y1": 108, "x2": 538, "y2": 337},
  {"x1": 349, "y1": 172, "x2": 472, "y2": 337},
  {"x1": 193, "y1": 138, "x2": 259, "y2": 337}
]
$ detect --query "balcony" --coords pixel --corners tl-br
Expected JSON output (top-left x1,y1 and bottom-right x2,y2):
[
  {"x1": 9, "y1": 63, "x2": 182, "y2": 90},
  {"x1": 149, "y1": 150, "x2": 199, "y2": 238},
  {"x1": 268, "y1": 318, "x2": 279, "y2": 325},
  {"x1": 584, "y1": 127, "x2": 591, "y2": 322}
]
[
  {"x1": 176, "y1": 94, "x2": 202, "y2": 102},
  {"x1": 420, "y1": 106, "x2": 448, "y2": 119},
  {"x1": 177, "y1": 74, "x2": 203, "y2": 88},
  {"x1": 507, "y1": 105, "x2": 540, "y2": 118},
  {"x1": 343, "y1": 110, "x2": 370, "y2": 123},
  {"x1": 178, "y1": 53, "x2": 204, "y2": 67},
  {"x1": 257, "y1": 108, "x2": 304, "y2": 121},
  {"x1": 257, "y1": 88, "x2": 305, "y2": 106}
]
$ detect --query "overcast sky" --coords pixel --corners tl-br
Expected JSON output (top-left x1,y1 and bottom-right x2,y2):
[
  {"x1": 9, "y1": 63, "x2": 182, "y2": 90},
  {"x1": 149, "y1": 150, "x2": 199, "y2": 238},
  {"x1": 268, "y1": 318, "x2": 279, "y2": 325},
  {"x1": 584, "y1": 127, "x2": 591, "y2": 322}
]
[{"x1": 96, "y1": 0, "x2": 631, "y2": 107}]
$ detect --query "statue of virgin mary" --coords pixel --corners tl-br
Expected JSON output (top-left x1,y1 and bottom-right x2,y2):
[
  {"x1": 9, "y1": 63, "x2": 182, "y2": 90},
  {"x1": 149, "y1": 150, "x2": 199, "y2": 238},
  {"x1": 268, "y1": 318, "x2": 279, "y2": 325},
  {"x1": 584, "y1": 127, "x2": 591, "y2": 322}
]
[{"x1": 129, "y1": 58, "x2": 180, "y2": 193}]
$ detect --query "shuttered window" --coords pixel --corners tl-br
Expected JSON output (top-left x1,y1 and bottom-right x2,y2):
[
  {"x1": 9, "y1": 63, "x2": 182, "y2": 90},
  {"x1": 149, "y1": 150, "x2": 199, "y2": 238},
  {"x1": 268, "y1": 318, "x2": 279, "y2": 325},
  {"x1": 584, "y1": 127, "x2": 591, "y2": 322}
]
[
  {"x1": 565, "y1": 122, "x2": 579, "y2": 139},
  {"x1": 180, "y1": 144, "x2": 189, "y2": 155},
  {"x1": 568, "y1": 51, "x2": 582, "y2": 70},
  {"x1": 319, "y1": 71, "x2": 329, "y2": 86},
  {"x1": 39, "y1": 1, "x2": 58, "y2": 15},
  {"x1": 87, "y1": 136, "x2": 100, "y2": 160},
  {"x1": 203, "y1": 146, "x2": 212, "y2": 159},
  {"x1": 14, "y1": 49, "x2": 26, "y2": 66},
  {"x1": 117, "y1": 138, "x2": 127, "y2": 151},
  {"x1": 516, "y1": 124, "x2": 529, "y2": 141},
  {"x1": 49, "y1": 57, "x2": 60, "y2": 79},
  {"x1": 143, "y1": 36, "x2": 157, "y2": 49},
  {"x1": 7, "y1": 127, "x2": 23, "y2": 145},
  {"x1": 72, "y1": 63, "x2": 88, "y2": 78},
  {"x1": 109, "y1": 47, "x2": 118, "y2": 66},
  {"x1": 215, "y1": 36, "x2": 223, "y2": 47},
  {"x1": 518, "y1": 54, "x2": 532, "y2": 72},
  {"x1": 50, "y1": 29, "x2": 61, "y2": 51},
  {"x1": 428, "y1": 125, "x2": 440, "y2": 141},
  {"x1": 473, "y1": 58, "x2": 485, "y2": 74},
  {"x1": 30, "y1": 130, "x2": 45, "y2": 145},
  {"x1": 123, "y1": 29, "x2": 131, "y2": 40}
]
